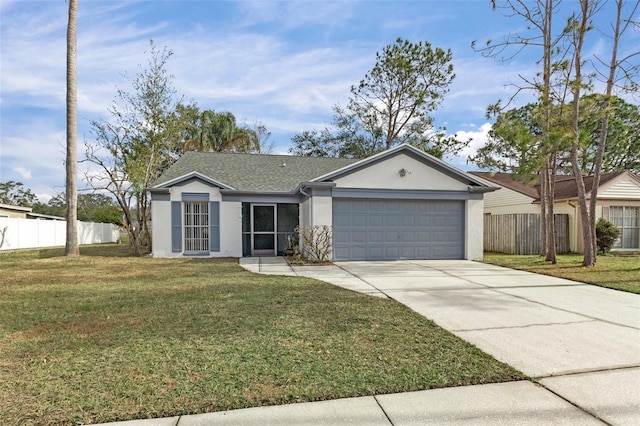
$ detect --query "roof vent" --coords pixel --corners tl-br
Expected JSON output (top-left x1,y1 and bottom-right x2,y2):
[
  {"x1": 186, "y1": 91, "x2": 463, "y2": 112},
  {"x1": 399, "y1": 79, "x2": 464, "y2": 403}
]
[{"x1": 281, "y1": 163, "x2": 287, "y2": 167}]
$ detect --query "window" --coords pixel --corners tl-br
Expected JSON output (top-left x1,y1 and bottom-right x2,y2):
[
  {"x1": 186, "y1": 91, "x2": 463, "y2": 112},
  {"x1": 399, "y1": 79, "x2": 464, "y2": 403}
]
[
  {"x1": 184, "y1": 201, "x2": 209, "y2": 253},
  {"x1": 610, "y1": 206, "x2": 639, "y2": 249}
]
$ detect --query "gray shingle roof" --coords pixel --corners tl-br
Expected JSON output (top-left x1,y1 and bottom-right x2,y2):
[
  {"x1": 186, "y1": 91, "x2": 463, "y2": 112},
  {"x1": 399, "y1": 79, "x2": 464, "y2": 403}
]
[{"x1": 153, "y1": 151, "x2": 359, "y2": 192}]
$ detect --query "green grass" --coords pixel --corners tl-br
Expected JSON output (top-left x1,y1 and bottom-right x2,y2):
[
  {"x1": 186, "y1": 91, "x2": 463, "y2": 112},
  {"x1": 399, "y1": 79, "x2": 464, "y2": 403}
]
[
  {"x1": 0, "y1": 244, "x2": 523, "y2": 425},
  {"x1": 483, "y1": 253, "x2": 640, "y2": 294}
]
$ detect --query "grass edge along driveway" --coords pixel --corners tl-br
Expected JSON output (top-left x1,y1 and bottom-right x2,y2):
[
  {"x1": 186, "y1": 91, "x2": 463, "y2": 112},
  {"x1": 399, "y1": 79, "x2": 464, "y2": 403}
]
[
  {"x1": 483, "y1": 252, "x2": 640, "y2": 294},
  {"x1": 0, "y1": 244, "x2": 524, "y2": 425}
]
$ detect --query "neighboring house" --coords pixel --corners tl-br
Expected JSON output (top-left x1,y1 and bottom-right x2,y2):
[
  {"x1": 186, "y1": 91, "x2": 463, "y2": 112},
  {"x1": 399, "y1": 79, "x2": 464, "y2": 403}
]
[
  {"x1": 470, "y1": 171, "x2": 640, "y2": 252},
  {"x1": 0, "y1": 204, "x2": 65, "y2": 221},
  {"x1": 0, "y1": 203, "x2": 32, "y2": 218},
  {"x1": 150, "y1": 144, "x2": 497, "y2": 261}
]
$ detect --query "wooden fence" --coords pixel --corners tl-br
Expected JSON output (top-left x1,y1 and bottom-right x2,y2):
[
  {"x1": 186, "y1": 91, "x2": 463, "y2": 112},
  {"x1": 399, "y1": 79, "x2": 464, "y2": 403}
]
[{"x1": 484, "y1": 213, "x2": 570, "y2": 255}]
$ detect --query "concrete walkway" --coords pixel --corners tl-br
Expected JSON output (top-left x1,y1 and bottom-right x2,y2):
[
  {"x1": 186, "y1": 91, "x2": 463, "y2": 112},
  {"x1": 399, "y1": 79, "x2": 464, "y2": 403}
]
[{"x1": 94, "y1": 257, "x2": 639, "y2": 425}]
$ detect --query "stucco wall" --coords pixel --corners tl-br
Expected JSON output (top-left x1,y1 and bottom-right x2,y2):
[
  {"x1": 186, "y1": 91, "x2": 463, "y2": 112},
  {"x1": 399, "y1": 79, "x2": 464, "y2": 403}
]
[
  {"x1": 152, "y1": 180, "x2": 242, "y2": 258},
  {"x1": 466, "y1": 199, "x2": 484, "y2": 260},
  {"x1": 151, "y1": 198, "x2": 172, "y2": 258},
  {"x1": 333, "y1": 153, "x2": 468, "y2": 191},
  {"x1": 0, "y1": 206, "x2": 30, "y2": 219}
]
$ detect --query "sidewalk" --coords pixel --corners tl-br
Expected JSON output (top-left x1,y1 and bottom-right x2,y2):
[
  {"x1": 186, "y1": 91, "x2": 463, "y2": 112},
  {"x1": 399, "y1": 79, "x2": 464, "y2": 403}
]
[{"x1": 98, "y1": 381, "x2": 604, "y2": 425}]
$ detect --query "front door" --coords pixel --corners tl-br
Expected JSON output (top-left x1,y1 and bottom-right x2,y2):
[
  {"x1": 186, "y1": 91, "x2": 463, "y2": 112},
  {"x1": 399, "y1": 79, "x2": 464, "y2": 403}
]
[{"x1": 252, "y1": 204, "x2": 276, "y2": 256}]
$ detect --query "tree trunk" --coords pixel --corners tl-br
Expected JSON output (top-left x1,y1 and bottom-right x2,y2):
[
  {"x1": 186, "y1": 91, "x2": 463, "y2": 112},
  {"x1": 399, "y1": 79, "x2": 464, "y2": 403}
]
[
  {"x1": 569, "y1": 0, "x2": 599, "y2": 266},
  {"x1": 64, "y1": 0, "x2": 79, "y2": 257},
  {"x1": 539, "y1": 170, "x2": 548, "y2": 257},
  {"x1": 544, "y1": 157, "x2": 557, "y2": 264},
  {"x1": 540, "y1": 0, "x2": 557, "y2": 264},
  {"x1": 588, "y1": 0, "x2": 626, "y2": 265}
]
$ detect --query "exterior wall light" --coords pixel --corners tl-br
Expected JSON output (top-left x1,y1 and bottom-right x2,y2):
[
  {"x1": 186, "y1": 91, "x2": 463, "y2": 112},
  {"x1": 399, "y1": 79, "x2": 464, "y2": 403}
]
[{"x1": 399, "y1": 168, "x2": 410, "y2": 177}]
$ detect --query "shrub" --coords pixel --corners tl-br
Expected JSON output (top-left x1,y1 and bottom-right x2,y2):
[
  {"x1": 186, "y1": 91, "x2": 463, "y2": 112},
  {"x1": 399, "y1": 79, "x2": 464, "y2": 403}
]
[
  {"x1": 296, "y1": 225, "x2": 332, "y2": 262},
  {"x1": 596, "y1": 218, "x2": 621, "y2": 254}
]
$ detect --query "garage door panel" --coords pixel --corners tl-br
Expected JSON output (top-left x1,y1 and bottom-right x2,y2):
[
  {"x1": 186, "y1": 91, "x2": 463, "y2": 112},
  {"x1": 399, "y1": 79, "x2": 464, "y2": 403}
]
[
  {"x1": 384, "y1": 201, "x2": 399, "y2": 212},
  {"x1": 369, "y1": 231, "x2": 383, "y2": 243},
  {"x1": 399, "y1": 246, "x2": 416, "y2": 259},
  {"x1": 383, "y1": 231, "x2": 397, "y2": 243},
  {"x1": 384, "y1": 246, "x2": 400, "y2": 259},
  {"x1": 333, "y1": 199, "x2": 464, "y2": 261},
  {"x1": 385, "y1": 215, "x2": 399, "y2": 226},
  {"x1": 367, "y1": 246, "x2": 384, "y2": 259},
  {"x1": 368, "y1": 215, "x2": 383, "y2": 227},
  {"x1": 351, "y1": 231, "x2": 367, "y2": 244},
  {"x1": 415, "y1": 231, "x2": 430, "y2": 243},
  {"x1": 351, "y1": 215, "x2": 367, "y2": 227},
  {"x1": 399, "y1": 231, "x2": 415, "y2": 243},
  {"x1": 400, "y1": 215, "x2": 416, "y2": 227},
  {"x1": 415, "y1": 246, "x2": 430, "y2": 258}
]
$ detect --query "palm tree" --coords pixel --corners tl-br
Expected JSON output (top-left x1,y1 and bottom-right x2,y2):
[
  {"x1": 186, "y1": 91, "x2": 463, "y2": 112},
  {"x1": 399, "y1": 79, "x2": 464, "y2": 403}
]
[
  {"x1": 184, "y1": 110, "x2": 260, "y2": 153},
  {"x1": 65, "y1": 0, "x2": 79, "y2": 256}
]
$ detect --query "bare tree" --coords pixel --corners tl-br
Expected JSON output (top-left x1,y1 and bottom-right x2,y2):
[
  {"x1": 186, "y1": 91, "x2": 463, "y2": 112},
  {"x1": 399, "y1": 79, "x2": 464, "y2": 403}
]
[
  {"x1": 568, "y1": 0, "x2": 599, "y2": 266},
  {"x1": 84, "y1": 41, "x2": 194, "y2": 255},
  {"x1": 65, "y1": 0, "x2": 79, "y2": 256},
  {"x1": 473, "y1": 0, "x2": 564, "y2": 263},
  {"x1": 571, "y1": 0, "x2": 639, "y2": 266}
]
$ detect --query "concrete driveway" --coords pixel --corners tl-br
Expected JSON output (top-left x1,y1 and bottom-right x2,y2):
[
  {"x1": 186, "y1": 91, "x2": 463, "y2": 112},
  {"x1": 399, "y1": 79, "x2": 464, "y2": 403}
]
[{"x1": 328, "y1": 260, "x2": 640, "y2": 425}]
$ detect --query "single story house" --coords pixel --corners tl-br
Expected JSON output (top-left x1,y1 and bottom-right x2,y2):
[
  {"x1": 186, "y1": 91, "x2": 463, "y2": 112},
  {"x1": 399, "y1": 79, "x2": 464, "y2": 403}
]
[
  {"x1": 0, "y1": 204, "x2": 65, "y2": 221},
  {"x1": 150, "y1": 144, "x2": 497, "y2": 261},
  {"x1": 470, "y1": 171, "x2": 640, "y2": 252},
  {"x1": 0, "y1": 203, "x2": 32, "y2": 218}
]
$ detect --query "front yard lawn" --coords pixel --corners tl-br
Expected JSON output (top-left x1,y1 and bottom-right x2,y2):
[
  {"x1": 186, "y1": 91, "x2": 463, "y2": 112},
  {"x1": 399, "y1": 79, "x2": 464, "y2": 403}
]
[
  {"x1": 0, "y1": 244, "x2": 523, "y2": 425},
  {"x1": 483, "y1": 253, "x2": 640, "y2": 294}
]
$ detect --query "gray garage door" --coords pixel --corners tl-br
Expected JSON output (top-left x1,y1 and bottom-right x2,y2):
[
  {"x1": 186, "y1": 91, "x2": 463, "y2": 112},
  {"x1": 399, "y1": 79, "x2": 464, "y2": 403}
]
[{"x1": 333, "y1": 199, "x2": 465, "y2": 261}]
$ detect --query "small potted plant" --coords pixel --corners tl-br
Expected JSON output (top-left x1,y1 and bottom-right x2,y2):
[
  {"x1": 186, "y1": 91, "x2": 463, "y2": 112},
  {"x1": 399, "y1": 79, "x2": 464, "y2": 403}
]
[{"x1": 283, "y1": 233, "x2": 298, "y2": 256}]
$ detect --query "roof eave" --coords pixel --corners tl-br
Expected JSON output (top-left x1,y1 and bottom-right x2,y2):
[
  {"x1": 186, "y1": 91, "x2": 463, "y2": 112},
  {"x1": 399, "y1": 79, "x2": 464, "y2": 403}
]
[
  {"x1": 311, "y1": 143, "x2": 492, "y2": 188},
  {"x1": 152, "y1": 172, "x2": 235, "y2": 190},
  {"x1": 468, "y1": 185, "x2": 501, "y2": 193}
]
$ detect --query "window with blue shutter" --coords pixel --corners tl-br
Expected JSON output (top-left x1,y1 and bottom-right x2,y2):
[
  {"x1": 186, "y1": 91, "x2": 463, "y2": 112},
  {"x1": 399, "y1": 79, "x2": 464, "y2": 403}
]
[
  {"x1": 210, "y1": 201, "x2": 220, "y2": 252},
  {"x1": 171, "y1": 201, "x2": 182, "y2": 252}
]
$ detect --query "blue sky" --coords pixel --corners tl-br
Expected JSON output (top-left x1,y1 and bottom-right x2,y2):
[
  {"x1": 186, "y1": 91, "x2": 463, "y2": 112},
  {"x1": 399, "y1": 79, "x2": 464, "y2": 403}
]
[{"x1": 1, "y1": 0, "x2": 637, "y2": 202}]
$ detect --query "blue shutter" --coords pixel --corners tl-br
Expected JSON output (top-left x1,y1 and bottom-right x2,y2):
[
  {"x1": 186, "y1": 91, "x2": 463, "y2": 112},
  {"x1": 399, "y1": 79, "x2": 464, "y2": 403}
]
[
  {"x1": 171, "y1": 201, "x2": 182, "y2": 252},
  {"x1": 210, "y1": 201, "x2": 220, "y2": 252}
]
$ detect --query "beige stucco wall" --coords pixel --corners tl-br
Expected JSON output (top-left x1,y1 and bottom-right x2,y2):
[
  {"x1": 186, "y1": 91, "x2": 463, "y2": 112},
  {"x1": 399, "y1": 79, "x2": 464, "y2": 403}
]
[
  {"x1": 333, "y1": 153, "x2": 468, "y2": 191},
  {"x1": 152, "y1": 180, "x2": 242, "y2": 258},
  {"x1": 0, "y1": 206, "x2": 30, "y2": 219}
]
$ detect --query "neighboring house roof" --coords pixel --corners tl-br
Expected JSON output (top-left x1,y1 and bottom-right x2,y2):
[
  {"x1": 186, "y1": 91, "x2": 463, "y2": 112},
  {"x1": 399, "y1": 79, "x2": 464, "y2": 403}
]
[
  {"x1": 153, "y1": 151, "x2": 359, "y2": 192},
  {"x1": 26, "y1": 212, "x2": 65, "y2": 220},
  {"x1": 0, "y1": 203, "x2": 32, "y2": 213},
  {"x1": 469, "y1": 170, "x2": 637, "y2": 201},
  {"x1": 469, "y1": 172, "x2": 540, "y2": 199},
  {"x1": 153, "y1": 144, "x2": 494, "y2": 193}
]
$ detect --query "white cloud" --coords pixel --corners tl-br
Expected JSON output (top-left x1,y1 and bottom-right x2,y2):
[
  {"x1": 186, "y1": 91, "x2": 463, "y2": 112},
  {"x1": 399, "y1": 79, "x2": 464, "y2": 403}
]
[
  {"x1": 446, "y1": 122, "x2": 493, "y2": 170},
  {"x1": 13, "y1": 166, "x2": 32, "y2": 179},
  {"x1": 36, "y1": 193, "x2": 52, "y2": 204}
]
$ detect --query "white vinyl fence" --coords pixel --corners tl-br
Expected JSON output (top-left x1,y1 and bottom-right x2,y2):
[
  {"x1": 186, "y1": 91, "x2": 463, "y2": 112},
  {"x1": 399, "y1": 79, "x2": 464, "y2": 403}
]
[{"x1": 0, "y1": 218, "x2": 120, "y2": 251}]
